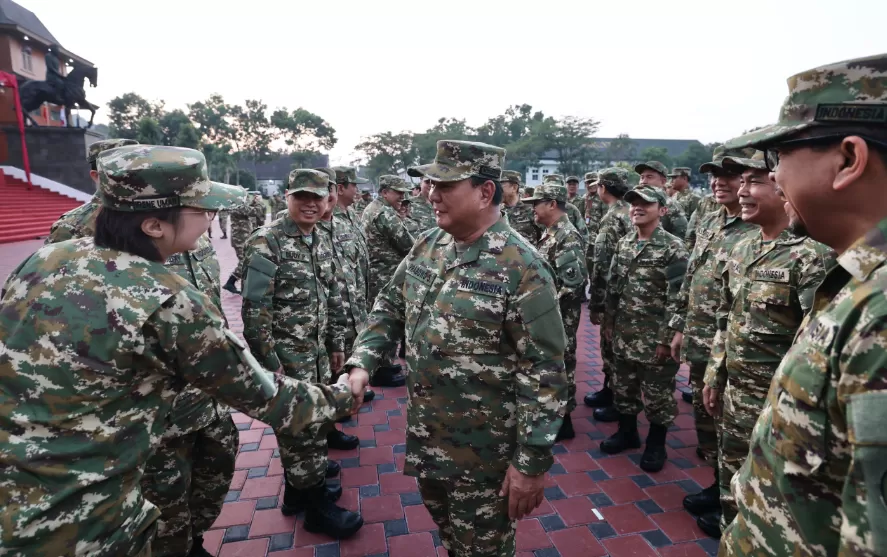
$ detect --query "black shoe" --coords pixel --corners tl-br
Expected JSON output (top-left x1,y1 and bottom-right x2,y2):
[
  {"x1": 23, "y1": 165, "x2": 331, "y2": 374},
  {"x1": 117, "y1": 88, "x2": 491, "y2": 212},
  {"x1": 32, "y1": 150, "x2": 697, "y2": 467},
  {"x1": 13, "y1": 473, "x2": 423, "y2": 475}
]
[
  {"x1": 584, "y1": 386, "x2": 614, "y2": 408},
  {"x1": 327, "y1": 428, "x2": 360, "y2": 451},
  {"x1": 326, "y1": 460, "x2": 341, "y2": 478},
  {"x1": 681, "y1": 390, "x2": 693, "y2": 404},
  {"x1": 593, "y1": 405, "x2": 620, "y2": 422},
  {"x1": 640, "y1": 423, "x2": 669, "y2": 472},
  {"x1": 189, "y1": 536, "x2": 213, "y2": 557},
  {"x1": 555, "y1": 413, "x2": 575, "y2": 442},
  {"x1": 696, "y1": 447, "x2": 707, "y2": 461},
  {"x1": 697, "y1": 511, "x2": 722, "y2": 538},
  {"x1": 302, "y1": 481, "x2": 363, "y2": 539},
  {"x1": 370, "y1": 366, "x2": 406, "y2": 388},
  {"x1": 363, "y1": 388, "x2": 376, "y2": 403},
  {"x1": 221, "y1": 234, "x2": 228, "y2": 239},
  {"x1": 281, "y1": 481, "x2": 343, "y2": 516},
  {"x1": 223, "y1": 275, "x2": 240, "y2": 295},
  {"x1": 600, "y1": 413, "x2": 641, "y2": 454},
  {"x1": 683, "y1": 483, "x2": 721, "y2": 515}
]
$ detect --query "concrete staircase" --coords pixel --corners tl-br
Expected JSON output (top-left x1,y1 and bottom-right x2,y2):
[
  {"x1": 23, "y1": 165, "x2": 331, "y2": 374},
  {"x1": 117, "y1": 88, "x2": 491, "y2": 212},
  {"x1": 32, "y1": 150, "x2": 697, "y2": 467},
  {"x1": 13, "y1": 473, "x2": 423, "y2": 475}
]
[{"x1": 0, "y1": 171, "x2": 84, "y2": 244}]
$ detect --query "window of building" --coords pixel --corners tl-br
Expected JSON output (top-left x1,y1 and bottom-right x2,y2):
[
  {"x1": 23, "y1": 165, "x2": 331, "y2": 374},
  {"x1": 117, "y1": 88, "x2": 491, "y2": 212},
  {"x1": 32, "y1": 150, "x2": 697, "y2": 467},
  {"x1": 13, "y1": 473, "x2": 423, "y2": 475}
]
[
  {"x1": 21, "y1": 46, "x2": 32, "y2": 71},
  {"x1": 542, "y1": 168, "x2": 549, "y2": 174},
  {"x1": 531, "y1": 172, "x2": 539, "y2": 181}
]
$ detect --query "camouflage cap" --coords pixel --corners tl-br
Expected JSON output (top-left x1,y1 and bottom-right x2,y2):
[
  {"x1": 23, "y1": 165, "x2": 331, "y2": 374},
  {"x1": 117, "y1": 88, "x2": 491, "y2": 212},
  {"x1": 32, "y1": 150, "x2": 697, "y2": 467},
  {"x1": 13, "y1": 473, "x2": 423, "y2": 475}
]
[
  {"x1": 97, "y1": 145, "x2": 245, "y2": 212},
  {"x1": 501, "y1": 170, "x2": 522, "y2": 184},
  {"x1": 332, "y1": 166, "x2": 370, "y2": 185},
  {"x1": 699, "y1": 145, "x2": 758, "y2": 173},
  {"x1": 594, "y1": 167, "x2": 629, "y2": 190},
  {"x1": 313, "y1": 167, "x2": 337, "y2": 185},
  {"x1": 634, "y1": 161, "x2": 668, "y2": 177},
  {"x1": 521, "y1": 183, "x2": 568, "y2": 204},
  {"x1": 378, "y1": 175, "x2": 412, "y2": 193},
  {"x1": 407, "y1": 164, "x2": 430, "y2": 178},
  {"x1": 667, "y1": 167, "x2": 692, "y2": 178},
  {"x1": 726, "y1": 53, "x2": 887, "y2": 149},
  {"x1": 421, "y1": 140, "x2": 505, "y2": 182},
  {"x1": 721, "y1": 150, "x2": 767, "y2": 171},
  {"x1": 624, "y1": 185, "x2": 667, "y2": 206},
  {"x1": 286, "y1": 169, "x2": 331, "y2": 197},
  {"x1": 88, "y1": 138, "x2": 139, "y2": 164},
  {"x1": 584, "y1": 171, "x2": 599, "y2": 183},
  {"x1": 543, "y1": 174, "x2": 565, "y2": 186},
  {"x1": 565, "y1": 175, "x2": 580, "y2": 183}
]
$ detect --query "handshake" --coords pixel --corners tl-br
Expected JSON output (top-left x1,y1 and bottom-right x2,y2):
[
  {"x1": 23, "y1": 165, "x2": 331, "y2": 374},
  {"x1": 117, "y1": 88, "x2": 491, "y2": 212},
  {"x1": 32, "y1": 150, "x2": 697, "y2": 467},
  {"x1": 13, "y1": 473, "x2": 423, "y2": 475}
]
[{"x1": 336, "y1": 368, "x2": 371, "y2": 414}]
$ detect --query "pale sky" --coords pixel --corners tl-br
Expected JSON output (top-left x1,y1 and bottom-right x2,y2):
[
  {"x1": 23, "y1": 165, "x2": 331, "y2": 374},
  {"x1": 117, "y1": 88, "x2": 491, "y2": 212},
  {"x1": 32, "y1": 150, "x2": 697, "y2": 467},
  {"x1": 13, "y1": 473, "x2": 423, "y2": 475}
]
[{"x1": 22, "y1": 0, "x2": 887, "y2": 165}]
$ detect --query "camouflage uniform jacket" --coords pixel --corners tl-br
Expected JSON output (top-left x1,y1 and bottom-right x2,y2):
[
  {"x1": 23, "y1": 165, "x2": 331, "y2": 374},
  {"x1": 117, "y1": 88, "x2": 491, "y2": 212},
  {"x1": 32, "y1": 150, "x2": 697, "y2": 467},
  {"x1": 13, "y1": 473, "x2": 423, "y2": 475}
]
[
  {"x1": 409, "y1": 195, "x2": 437, "y2": 234},
  {"x1": 565, "y1": 202, "x2": 588, "y2": 239},
  {"x1": 317, "y1": 217, "x2": 366, "y2": 350},
  {"x1": 661, "y1": 197, "x2": 688, "y2": 240},
  {"x1": 361, "y1": 198, "x2": 415, "y2": 301},
  {"x1": 568, "y1": 194, "x2": 585, "y2": 216},
  {"x1": 241, "y1": 216, "x2": 347, "y2": 383},
  {"x1": 0, "y1": 238, "x2": 353, "y2": 556},
  {"x1": 673, "y1": 189, "x2": 702, "y2": 221},
  {"x1": 345, "y1": 218, "x2": 568, "y2": 483},
  {"x1": 585, "y1": 192, "x2": 607, "y2": 242},
  {"x1": 537, "y1": 214, "x2": 588, "y2": 302},
  {"x1": 351, "y1": 197, "x2": 368, "y2": 216},
  {"x1": 589, "y1": 201, "x2": 631, "y2": 313},
  {"x1": 250, "y1": 195, "x2": 266, "y2": 230},
  {"x1": 704, "y1": 229, "x2": 833, "y2": 393},
  {"x1": 333, "y1": 205, "x2": 370, "y2": 315},
  {"x1": 229, "y1": 199, "x2": 256, "y2": 234},
  {"x1": 605, "y1": 226, "x2": 689, "y2": 364},
  {"x1": 722, "y1": 217, "x2": 887, "y2": 557},
  {"x1": 668, "y1": 207, "x2": 756, "y2": 363},
  {"x1": 686, "y1": 195, "x2": 719, "y2": 251},
  {"x1": 46, "y1": 198, "x2": 100, "y2": 244},
  {"x1": 502, "y1": 201, "x2": 540, "y2": 245},
  {"x1": 402, "y1": 215, "x2": 421, "y2": 235}
]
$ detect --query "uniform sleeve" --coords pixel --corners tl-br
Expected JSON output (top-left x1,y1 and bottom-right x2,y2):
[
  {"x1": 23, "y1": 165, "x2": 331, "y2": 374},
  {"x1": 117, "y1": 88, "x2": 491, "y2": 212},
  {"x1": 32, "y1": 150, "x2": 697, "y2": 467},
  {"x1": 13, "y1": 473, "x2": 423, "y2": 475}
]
[
  {"x1": 325, "y1": 268, "x2": 346, "y2": 353},
  {"x1": 377, "y1": 210, "x2": 415, "y2": 256},
  {"x1": 668, "y1": 247, "x2": 695, "y2": 333},
  {"x1": 685, "y1": 210, "x2": 700, "y2": 252},
  {"x1": 603, "y1": 240, "x2": 625, "y2": 331},
  {"x1": 589, "y1": 217, "x2": 616, "y2": 312},
  {"x1": 45, "y1": 221, "x2": 76, "y2": 244},
  {"x1": 660, "y1": 243, "x2": 689, "y2": 345},
  {"x1": 797, "y1": 246, "x2": 836, "y2": 315},
  {"x1": 704, "y1": 258, "x2": 731, "y2": 389},
  {"x1": 665, "y1": 204, "x2": 688, "y2": 240},
  {"x1": 147, "y1": 287, "x2": 354, "y2": 438},
  {"x1": 554, "y1": 234, "x2": 588, "y2": 300},
  {"x1": 345, "y1": 258, "x2": 407, "y2": 375},
  {"x1": 240, "y1": 232, "x2": 282, "y2": 370},
  {"x1": 504, "y1": 258, "x2": 568, "y2": 476}
]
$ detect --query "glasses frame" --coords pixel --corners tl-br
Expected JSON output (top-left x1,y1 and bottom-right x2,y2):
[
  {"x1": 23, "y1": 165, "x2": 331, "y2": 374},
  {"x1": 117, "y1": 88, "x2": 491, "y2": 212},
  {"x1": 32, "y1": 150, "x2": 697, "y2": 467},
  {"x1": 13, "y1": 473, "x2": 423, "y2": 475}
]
[{"x1": 764, "y1": 134, "x2": 887, "y2": 172}]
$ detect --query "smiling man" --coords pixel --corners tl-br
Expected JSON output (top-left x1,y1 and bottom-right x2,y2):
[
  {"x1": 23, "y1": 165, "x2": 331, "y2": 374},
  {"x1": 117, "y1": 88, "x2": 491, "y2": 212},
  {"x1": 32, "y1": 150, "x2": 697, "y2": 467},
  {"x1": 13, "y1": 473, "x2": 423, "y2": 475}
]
[
  {"x1": 345, "y1": 140, "x2": 568, "y2": 557},
  {"x1": 634, "y1": 161, "x2": 689, "y2": 239},
  {"x1": 718, "y1": 53, "x2": 887, "y2": 557}
]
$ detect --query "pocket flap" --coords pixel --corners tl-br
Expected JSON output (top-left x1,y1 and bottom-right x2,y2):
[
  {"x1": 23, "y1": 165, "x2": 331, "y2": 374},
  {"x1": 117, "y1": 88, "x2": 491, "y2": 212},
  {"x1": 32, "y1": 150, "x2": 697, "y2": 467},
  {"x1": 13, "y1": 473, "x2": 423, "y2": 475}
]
[{"x1": 748, "y1": 283, "x2": 792, "y2": 306}]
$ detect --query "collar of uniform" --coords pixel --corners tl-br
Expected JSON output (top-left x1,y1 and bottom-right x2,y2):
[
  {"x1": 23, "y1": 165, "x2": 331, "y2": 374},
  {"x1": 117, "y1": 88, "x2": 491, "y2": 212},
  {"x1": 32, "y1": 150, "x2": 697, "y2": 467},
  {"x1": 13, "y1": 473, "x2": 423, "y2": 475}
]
[
  {"x1": 436, "y1": 216, "x2": 510, "y2": 254},
  {"x1": 626, "y1": 225, "x2": 668, "y2": 246},
  {"x1": 837, "y1": 217, "x2": 887, "y2": 282},
  {"x1": 775, "y1": 227, "x2": 806, "y2": 246},
  {"x1": 317, "y1": 219, "x2": 333, "y2": 231},
  {"x1": 551, "y1": 213, "x2": 571, "y2": 232},
  {"x1": 282, "y1": 215, "x2": 311, "y2": 238}
]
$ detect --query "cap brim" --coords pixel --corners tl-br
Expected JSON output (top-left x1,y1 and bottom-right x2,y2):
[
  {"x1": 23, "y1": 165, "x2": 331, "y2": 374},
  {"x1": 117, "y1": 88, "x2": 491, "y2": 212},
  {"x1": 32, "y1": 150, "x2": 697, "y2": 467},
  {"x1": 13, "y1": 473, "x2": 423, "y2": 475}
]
[
  {"x1": 634, "y1": 164, "x2": 655, "y2": 174},
  {"x1": 521, "y1": 196, "x2": 543, "y2": 203},
  {"x1": 698, "y1": 162, "x2": 723, "y2": 173},
  {"x1": 183, "y1": 180, "x2": 247, "y2": 211},
  {"x1": 407, "y1": 164, "x2": 431, "y2": 178},
  {"x1": 422, "y1": 162, "x2": 473, "y2": 183},
  {"x1": 285, "y1": 186, "x2": 329, "y2": 197},
  {"x1": 623, "y1": 191, "x2": 657, "y2": 204},
  {"x1": 721, "y1": 156, "x2": 766, "y2": 171},
  {"x1": 725, "y1": 121, "x2": 811, "y2": 149},
  {"x1": 355, "y1": 177, "x2": 370, "y2": 184}
]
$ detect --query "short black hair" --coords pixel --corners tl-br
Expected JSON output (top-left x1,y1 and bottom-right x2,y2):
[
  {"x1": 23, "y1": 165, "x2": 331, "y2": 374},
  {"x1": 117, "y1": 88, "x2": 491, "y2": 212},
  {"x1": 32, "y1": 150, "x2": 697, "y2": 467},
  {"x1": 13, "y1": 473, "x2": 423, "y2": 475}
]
[
  {"x1": 90, "y1": 161, "x2": 97, "y2": 172},
  {"x1": 94, "y1": 207, "x2": 182, "y2": 262},
  {"x1": 556, "y1": 200, "x2": 567, "y2": 211},
  {"x1": 470, "y1": 176, "x2": 503, "y2": 205},
  {"x1": 603, "y1": 183, "x2": 629, "y2": 199}
]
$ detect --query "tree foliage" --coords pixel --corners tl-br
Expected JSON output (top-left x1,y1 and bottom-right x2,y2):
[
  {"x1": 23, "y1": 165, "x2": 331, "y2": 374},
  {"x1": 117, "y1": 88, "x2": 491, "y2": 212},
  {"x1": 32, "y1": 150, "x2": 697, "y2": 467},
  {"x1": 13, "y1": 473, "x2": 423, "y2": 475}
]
[
  {"x1": 135, "y1": 117, "x2": 164, "y2": 145},
  {"x1": 637, "y1": 146, "x2": 673, "y2": 171},
  {"x1": 107, "y1": 93, "x2": 164, "y2": 139}
]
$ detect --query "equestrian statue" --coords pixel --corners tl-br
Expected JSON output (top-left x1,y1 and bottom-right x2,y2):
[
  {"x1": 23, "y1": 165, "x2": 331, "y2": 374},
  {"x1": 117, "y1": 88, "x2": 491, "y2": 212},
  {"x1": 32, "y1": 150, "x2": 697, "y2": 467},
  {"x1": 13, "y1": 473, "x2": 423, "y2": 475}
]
[{"x1": 18, "y1": 45, "x2": 97, "y2": 127}]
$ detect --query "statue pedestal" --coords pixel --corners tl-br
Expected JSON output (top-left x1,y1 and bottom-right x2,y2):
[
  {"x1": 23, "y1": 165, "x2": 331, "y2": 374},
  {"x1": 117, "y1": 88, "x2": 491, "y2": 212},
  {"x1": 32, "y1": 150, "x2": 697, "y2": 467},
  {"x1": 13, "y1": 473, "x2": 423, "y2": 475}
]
[{"x1": 0, "y1": 126, "x2": 95, "y2": 195}]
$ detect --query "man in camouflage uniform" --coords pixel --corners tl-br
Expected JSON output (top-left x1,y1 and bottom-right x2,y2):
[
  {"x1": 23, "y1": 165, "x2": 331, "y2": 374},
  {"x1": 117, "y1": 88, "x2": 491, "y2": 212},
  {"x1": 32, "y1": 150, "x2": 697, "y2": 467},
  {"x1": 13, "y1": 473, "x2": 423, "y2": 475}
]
[
  {"x1": 583, "y1": 171, "x2": 607, "y2": 270},
  {"x1": 717, "y1": 53, "x2": 887, "y2": 557},
  {"x1": 686, "y1": 172, "x2": 723, "y2": 252},
  {"x1": 690, "y1": 151, "x2": 835, "y2": 539},
  {"x1": 523, "y1": 183, "x2": 587, "y2": 441},
  {"x1": 602, "y1": 186, "x2": 688, "y2": 472},
  {"x1": 634, "y1": 161, "x2": 689, "y2": 239},
  {"x1": 240, "y1": 169, "x2": 364, "y2": 538},
  {"x1": 249, "y1": 190, "x2": 266, "y2": 228},
  {"x1": 222, "y1": 191, "x2": 257, "y2": 294},
  {"x1": 352, "y1": 186, "x2": 371, "y2": 215},
  {"x1": 668, "y1": 167, "x2": 702, "y2": 220},
  {"x1": 215, "y1": 208, "x2": 229, "y2": 239},
  {"x1": 405, "y1": 166, "x2": 438, "y2": 233},
  {"x1": 542, "y1": 174, "x2": 587, "y2": 237},
  {"x1": 347, "y1": 140, "x2": 568, "y2": 556},
  {"x1": 668, "y1": 146, "x2": 758, "y2": 517},
  {"x1": 499, "y1": 169, "x2": 540, "y2": 244},
  {"x1": 0, "y1": 146, "x2": 361, "y2": 557},
  {"x1": 585, "y1": 169, "x2": 632, "y2": 418},
  {"x1": 46, "y1": 138, "x2": 139, "y2": 244},
  {"x1": 398, "y1": 199, "x2": 421, "y2": 235},
  {"x1": 361, "y1": 175, "x2": 415, "y2": 388},
  {"x1": 565, "y1": 175, "x2": 585, "y2": 214}
]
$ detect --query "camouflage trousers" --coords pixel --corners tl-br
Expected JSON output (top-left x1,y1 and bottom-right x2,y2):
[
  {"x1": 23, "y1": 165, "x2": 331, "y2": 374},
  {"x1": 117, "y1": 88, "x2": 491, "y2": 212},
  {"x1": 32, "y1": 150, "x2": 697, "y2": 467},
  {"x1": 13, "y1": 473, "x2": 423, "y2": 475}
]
[
  {"x1": 218, "y1": 211, "x2": 229, "y2": 235},
  {"x1": 612, "y1": 357, "x2": 679, "y2": 427},
  {"x1": 599, "y1": 330, "x2": 614, "y2": 389},
  {"x1": 418, "y1": 477, "x2": 516, "y2": 557},
  {"x1": 562, "y1": 300, "x2": 582, "y2": 413},
  {"x1": 229, "y1": 219, "x2": 252, "y2": 280},
  {"x1": 141, "y1": 413, "x2": 238, "y2": 557},
  {"x1": 718, "y1": 381, "x2": 766, "y2": 531},
  {"x1": 689, "y1": 361, "x2": 718, "y2": 464},
  {"x1": 279, "y1": 361, "x2": 330, "y2": 489}
]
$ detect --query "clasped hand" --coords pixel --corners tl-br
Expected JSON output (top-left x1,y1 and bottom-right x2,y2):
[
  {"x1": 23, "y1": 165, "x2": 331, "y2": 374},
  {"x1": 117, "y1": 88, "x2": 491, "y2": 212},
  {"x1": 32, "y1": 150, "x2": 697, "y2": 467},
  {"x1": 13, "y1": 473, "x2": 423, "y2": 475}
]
[{"x1": 336, "y1": 368, "x2": 370, "y2": 414}]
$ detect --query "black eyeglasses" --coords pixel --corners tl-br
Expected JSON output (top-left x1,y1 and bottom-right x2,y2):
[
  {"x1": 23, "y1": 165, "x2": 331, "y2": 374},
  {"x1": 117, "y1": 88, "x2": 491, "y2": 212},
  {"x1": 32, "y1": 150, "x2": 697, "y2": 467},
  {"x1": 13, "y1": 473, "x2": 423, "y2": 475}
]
[{"x1": 764, "y1": 134, "x2": 887, "y2": 172}]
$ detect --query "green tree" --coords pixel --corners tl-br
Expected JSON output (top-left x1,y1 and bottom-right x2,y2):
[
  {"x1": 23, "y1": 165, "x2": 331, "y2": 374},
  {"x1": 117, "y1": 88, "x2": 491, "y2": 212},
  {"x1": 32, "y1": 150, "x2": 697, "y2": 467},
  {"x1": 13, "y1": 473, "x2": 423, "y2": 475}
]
[
  {"x1": 476, "y1": 104, "x2": 555, "y2": 174},
  {"x1": 188, "y1": 94, "x2": 240, "y2": 146},
  {"x1": 637, "y1": 146, "x2": 673, "y2": 170},
  {"x1": 603, "y1": 134, "x2": 638, "y2": 163},
  {"x1": 107, "y1": 93, "x2": 164, "y2": 139},
  {"x1": 270, "y1": 108, "x2": 337, "y2": 152},
  {"x1": 236, "y1": 99, "x2": 274, "y2": 168},
  {"x1": 174, "y1": 123, "x2": 201, "y2": 149},
  {"x1": 203, "y1": 143, "x2": 237, "y2": 182},
  {"x1": 354, "y1": 132, "x2": 417, "y2": 180},
  {"x1": 135, "y1": 117, "x2": 164, "y2": 145},
  {"x1": 412, "y1": 117, "x2": 475, "y2": 163},
  {"x1": 159, "y1": 109, "x2": 199, "y2": 146},
  {"x1": 234, "y1": 169, "x2": 256, "y2": 190},
  {"x1": 552, "y1": 115, "x2": 600, "y2": 177},
  {"x1": 673, "y1": 141, "x2": 717, "y2": 187},
  {"x1": 288, "y1": 150, "x2": 322, "y2": 168},
  {"x1": 613, "y1": 162, "x2": 641, "y2": 186}
]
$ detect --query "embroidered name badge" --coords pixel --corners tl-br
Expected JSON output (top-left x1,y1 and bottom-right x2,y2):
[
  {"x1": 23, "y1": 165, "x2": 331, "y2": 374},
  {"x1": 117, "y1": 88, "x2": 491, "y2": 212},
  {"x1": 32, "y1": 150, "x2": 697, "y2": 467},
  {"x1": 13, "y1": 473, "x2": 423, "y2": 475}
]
[
  {"x1": 195, "y1": 245, "x2": 214, "y2": 259},
  {"x1": 407, "y1": 263, "x2": 435, "y2": 284},
  {"x1": 755, "y1": 268, "x2": 789, "y2": 283},
  {"x1": 458, "y1": 278, "x2": 505, "y2": 297},
  {"x1": 806, "y1": 316, "x2": 838, "y2": 350}
]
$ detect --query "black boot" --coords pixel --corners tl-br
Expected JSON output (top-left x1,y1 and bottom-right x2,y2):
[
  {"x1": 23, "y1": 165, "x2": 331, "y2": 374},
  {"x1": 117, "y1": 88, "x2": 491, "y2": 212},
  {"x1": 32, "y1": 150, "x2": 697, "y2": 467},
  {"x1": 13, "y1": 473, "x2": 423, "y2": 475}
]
[
  {"x1": 593, "y1": 405, "x2": 620, "y2": 422},
  {"x1": 555, "y1": 413, "x2": 575, "y2": 441},
  {"x1": 223, "y1": 275, "x2": 240, "y2": 295},
  {"x1": 280, "y1": 480, "x2": 343, "y2": 516},
  {"x1": 326, "y1": 460, "x2": 341, "y2": 478},
  {"x1": 327, "y1": 428, "x2": 360, "y2": 451},
  {"x1": 681, "y1": 390, "x2": 693, "y2": 404},
  {"x1": 189, "y1": 536, "x2": 213, "y2": 557},
  {"x1": 683, "y1": 483, "x2": 721, "y2": 515},
  {"x1": 640, "y1": 423, "x2": 669, "y2": 472},
  {"x1": 363, "y1": 388, "x2": 376, "y2": 403},
  {"x1": 600, "y1": 413, "x2": 641, "y2": 454},
  {"x1": 302, "y1": 480, "x2": 364, "y2": 539},
  {"x1": 370, "y1": 365, "x2": 406, "y2": 388},
  {"x1": 697, "y1": 511, "x2": 722, "y2": 538}
]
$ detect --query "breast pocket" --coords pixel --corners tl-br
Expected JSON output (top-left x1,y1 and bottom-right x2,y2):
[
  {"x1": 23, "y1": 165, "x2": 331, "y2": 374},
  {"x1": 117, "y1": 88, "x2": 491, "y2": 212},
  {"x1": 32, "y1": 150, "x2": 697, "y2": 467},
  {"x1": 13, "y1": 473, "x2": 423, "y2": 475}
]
[
  {"x1": 747, "y1": 282, "x2": 798, "y2": 336},
  {"x1": 438, "y1": 278, "x2": 507, "y2": 355},
  {"x1": 275, "y1": 255, "x2": 313, "y2": 305}
]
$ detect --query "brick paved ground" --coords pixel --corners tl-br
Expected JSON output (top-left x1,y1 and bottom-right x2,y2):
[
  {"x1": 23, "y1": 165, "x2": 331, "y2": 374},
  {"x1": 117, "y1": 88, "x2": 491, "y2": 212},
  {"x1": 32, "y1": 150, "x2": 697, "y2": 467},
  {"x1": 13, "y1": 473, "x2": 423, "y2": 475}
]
[{"x1": 1, "y1": 219, "x2": 718, "y2": 557}]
